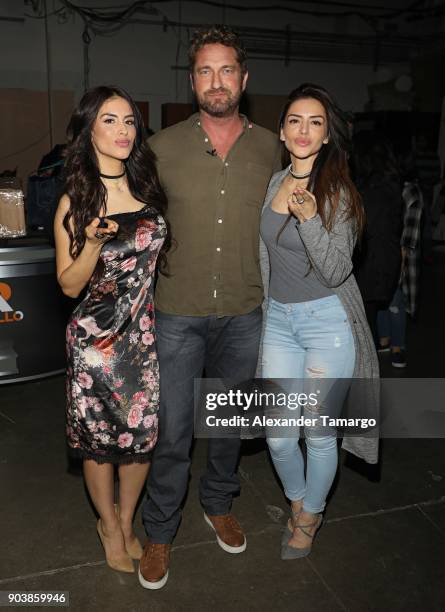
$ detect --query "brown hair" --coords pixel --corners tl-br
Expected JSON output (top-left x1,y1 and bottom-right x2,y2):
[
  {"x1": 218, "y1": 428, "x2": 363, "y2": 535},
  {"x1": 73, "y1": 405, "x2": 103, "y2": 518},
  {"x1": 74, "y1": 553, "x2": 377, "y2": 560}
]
[
  {"x1": 188, "y1": 25, "x2": 247, "y2": 75},
  {"x1": 279, "y1": 83, "x2": 363, "y2": 237}
]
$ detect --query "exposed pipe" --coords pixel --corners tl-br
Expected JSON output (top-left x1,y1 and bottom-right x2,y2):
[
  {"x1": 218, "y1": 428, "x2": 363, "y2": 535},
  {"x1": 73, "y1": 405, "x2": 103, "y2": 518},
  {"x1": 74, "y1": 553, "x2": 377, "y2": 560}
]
[
  {"x1": 284, "y1": 24, "x2": 291, "y2": 67},
  {"x1": 82, "y1": 27, "x2": 91, "y2": 92},
  {"x1": 43, "y1": 0, "x2": 53, "y2": 149},
  {"x1": 0, "y1": 17, "x2": 24, "y2": 23}
]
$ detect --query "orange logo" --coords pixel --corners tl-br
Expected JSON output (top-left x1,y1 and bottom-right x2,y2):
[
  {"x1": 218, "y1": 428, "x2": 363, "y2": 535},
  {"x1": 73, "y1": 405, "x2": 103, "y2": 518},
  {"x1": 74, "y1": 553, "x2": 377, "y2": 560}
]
[{"x1": 0, "y1": 282, "x2": 24, "y2": 323}]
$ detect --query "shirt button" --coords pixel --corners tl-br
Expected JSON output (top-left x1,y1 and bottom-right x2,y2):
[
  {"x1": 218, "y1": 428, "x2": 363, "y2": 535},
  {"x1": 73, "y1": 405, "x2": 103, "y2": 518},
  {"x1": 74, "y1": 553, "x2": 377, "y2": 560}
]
[
  {"x1": 225, "y1": 162, "x2": 229, "y2": 166},
  {"x1": 216, "y1": 247, "x2": 221, "y2": 252},
  {"x1": 217, "y1": 219, "x2": 223, "y2": 224},
  {"x1": 204, "y1": 137, "x2": 209, "y2": 142},
  {"x1": 220, "y1": 189, "x2": 225, "y2": 195}
]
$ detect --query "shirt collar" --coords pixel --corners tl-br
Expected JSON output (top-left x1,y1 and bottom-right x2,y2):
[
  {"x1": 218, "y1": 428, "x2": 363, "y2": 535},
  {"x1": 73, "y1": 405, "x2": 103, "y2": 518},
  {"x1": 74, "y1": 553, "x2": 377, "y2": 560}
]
[{"x1": 189, "y1": 112, "x2": 252, "y2": 130}]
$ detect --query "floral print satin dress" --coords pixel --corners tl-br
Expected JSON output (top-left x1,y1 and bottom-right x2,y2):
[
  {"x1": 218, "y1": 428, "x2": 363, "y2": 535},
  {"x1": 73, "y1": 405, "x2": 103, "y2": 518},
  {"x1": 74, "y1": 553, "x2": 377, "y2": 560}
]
[{"x1": 66, "y1": 206, "x2": 166, "y2": 464}]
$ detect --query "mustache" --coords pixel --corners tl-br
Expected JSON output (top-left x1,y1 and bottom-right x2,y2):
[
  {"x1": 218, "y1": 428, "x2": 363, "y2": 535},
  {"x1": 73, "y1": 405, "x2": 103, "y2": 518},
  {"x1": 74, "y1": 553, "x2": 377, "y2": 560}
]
[{"x1": 205, "y1": 87, "x2": 231, "y2": 95}]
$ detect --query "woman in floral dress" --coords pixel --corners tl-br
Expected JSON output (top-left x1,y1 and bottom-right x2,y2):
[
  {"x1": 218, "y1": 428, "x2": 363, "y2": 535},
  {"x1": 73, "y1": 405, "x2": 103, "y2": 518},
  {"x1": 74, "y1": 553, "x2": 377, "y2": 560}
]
[{"x1": 54, "y1": 86, "x2": 169, "y2": 573}]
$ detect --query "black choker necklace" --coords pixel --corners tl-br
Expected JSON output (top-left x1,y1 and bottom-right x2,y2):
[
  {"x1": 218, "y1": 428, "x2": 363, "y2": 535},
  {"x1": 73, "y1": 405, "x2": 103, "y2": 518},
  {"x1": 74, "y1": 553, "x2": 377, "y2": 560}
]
[
  {"x1": 100, "y1": 170, "x2": 126, "y2": 179},
  {"x1": 289, "y1": 167, "x2": 311, "y2": 180}
]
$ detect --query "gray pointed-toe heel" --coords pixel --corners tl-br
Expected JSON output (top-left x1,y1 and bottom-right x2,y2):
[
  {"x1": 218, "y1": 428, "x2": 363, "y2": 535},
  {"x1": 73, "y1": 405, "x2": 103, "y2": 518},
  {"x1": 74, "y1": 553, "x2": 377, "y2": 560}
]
[
  {"x1": 281, "y1": 506, "x2": 302, "y2": 547},
  {"x1": 281, "y1": 523, "x2": 293, "y2": 547},
  {"x1": 281, "y1": 514, "x2": 323, "y2": 560}
]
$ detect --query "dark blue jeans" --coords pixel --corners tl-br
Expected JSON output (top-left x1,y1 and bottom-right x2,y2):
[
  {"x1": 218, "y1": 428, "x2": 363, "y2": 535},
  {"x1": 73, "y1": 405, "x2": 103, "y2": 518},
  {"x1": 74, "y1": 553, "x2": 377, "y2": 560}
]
[
  {"x1": 377, "y1": 287, "x2": 407, "y2": 348},
  {"x1": 141, "y1": 306, "x2": 262, "y2": 543}
]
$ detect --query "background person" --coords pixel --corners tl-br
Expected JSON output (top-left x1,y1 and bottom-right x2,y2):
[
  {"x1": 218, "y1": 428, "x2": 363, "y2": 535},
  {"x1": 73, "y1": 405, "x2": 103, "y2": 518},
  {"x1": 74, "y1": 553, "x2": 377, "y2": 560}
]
[
  {"x1": 54, "y1": 85, "x2": 169, "y2": 573},
  {"x1": 412, "y1": 131, "x2": 441, "y2": 264},
  {"x1": 352, "y1": 131, "x2": 403, "y2": 346},
  {"x1": 377, "y1": 156, "x2": 424, "y2": 368}
]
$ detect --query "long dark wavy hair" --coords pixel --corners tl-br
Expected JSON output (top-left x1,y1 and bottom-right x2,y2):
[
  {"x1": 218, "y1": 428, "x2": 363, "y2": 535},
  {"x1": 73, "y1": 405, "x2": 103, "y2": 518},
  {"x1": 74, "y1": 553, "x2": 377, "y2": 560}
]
[
  {"x1": 62, "y1": 85, "x2": 170, "y2": 272},
  {"x1": 278, "y1": 83, "x2": 364, "y2": 239}
]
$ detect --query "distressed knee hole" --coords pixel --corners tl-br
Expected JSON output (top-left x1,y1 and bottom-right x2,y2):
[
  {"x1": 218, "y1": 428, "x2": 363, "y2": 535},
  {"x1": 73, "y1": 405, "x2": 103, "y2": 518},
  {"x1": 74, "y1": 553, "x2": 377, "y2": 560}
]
[
  {"x1": 306, "y1": 366, "x2": 325, "y2": 377},
  {"x1": 305, "y1": 435, "x2": 337, "y2": 451}
]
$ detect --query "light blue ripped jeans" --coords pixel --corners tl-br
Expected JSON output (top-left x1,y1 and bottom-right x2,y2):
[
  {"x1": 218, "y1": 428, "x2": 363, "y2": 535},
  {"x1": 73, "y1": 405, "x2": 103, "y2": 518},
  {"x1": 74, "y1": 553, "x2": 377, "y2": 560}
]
[{"x1": 262, "y1": 295, "x2": 355, "y2": 514}]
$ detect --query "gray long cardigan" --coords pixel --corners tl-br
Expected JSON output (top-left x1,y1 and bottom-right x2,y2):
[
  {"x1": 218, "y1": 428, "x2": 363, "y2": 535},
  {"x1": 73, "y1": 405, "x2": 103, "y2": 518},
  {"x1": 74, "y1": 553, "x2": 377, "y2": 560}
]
[{"x1": 259, "y1": 169, "x2": 379, "y2": 464}]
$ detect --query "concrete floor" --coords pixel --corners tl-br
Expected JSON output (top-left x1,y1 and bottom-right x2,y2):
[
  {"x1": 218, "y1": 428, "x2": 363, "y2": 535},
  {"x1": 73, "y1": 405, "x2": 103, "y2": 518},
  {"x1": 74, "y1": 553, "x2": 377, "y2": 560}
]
[{"x1": 1, "y1": 251, "x2": 445, "y2": 611}]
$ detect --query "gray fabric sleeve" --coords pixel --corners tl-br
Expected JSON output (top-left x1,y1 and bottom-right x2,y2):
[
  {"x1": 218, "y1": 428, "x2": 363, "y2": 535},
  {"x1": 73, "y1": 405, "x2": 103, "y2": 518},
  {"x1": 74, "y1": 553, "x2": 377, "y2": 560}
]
[
  {"x1": 297, "y1": 200, "x2": 357, "y2": 288},
  {"x1": 258, "y1": 169, "x2": 287, "y2": 298},
  {"x1": 259, "y1": 236, "x2": 270, "y2": 299}
]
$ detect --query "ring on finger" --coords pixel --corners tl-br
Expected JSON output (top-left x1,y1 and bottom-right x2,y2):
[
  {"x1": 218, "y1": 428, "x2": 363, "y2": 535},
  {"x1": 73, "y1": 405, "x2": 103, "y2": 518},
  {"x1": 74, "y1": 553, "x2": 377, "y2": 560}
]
[
  {"x1": 296, "y1": 196, "x2": 305, "y2": 205},
  {"x1": 95, "y1": 231, "x2": 106, "y2": 239}
]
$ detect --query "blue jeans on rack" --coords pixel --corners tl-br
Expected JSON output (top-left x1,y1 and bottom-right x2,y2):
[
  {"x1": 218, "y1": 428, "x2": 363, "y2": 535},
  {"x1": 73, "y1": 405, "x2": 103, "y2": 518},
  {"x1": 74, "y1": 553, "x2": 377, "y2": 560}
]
[{"x1": 261, "y1": 295, "x2": 355, "y2": 514}]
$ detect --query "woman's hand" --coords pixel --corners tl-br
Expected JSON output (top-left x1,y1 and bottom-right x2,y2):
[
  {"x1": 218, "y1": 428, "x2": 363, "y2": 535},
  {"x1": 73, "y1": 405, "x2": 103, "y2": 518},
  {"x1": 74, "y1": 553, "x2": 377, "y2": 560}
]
[
  {"x1": 54, "y1": 196, "x2": 120, "y2": 299},
  {"x1": 287, "y1": 187, "x2": 317, "y2": 224},
  {"x1": 85, "y1": 217, "x2": 119, "y2": 246}
]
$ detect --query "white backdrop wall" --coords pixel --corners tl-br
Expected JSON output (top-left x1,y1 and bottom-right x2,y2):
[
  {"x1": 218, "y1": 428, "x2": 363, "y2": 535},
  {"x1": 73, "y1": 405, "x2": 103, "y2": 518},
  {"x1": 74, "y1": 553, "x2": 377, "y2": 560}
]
[
  {"x1": 0, "y1": 1, "x2": 412, "y2": 124},
  {"x1": 0, "y1": 0, "x2": 413, "y2": 178}
]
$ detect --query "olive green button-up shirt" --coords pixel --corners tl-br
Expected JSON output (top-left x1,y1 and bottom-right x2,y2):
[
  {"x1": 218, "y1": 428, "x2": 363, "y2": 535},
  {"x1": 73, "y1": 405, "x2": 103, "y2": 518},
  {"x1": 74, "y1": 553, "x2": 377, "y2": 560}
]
[{"x1": 150, "y1": 113, "x2": 281, "y2": 316}]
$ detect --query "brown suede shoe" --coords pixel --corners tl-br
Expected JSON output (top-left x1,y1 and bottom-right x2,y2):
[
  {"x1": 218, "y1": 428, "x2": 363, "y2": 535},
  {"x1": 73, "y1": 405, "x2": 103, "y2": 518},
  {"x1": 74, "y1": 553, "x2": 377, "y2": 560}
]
[
  {"x1": 204, "y1": 513, "x2": 247, "y2": 553},
  {"x1": 138, "y1": 542, "x2": 171, "y2": 590}
]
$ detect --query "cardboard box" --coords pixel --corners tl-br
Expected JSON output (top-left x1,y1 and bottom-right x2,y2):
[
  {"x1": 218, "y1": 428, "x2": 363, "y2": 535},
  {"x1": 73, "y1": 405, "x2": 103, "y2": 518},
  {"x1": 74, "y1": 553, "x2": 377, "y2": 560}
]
[{"x1": 0, "y1": 181, "x2": 26, "y2": 237}]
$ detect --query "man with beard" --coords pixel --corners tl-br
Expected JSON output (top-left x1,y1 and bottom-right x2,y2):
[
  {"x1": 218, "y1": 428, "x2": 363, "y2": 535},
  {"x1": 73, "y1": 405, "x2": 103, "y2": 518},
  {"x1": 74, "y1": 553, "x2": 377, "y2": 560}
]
[{"x1": 138, "y1": 25, "x2": 281, "y2": 590}]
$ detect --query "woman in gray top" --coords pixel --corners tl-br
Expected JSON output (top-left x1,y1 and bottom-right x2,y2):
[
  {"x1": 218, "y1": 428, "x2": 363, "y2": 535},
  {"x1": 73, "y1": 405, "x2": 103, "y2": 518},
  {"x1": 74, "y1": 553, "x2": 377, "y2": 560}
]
[{"x1": 259, "y1": 84, "x2": 378, "y2": 560}]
